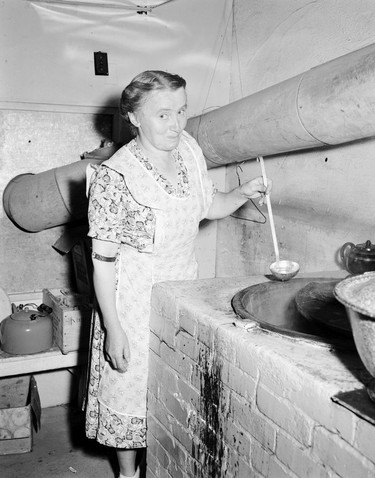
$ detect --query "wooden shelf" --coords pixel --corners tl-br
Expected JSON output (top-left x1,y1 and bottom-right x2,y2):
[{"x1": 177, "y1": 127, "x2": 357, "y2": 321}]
[
  {"x1": 0, "y1": 347, "x2": 87, "y2": 378},
  {"x1": 0, "y1": 289, "x2": 87, "y2": 378}
]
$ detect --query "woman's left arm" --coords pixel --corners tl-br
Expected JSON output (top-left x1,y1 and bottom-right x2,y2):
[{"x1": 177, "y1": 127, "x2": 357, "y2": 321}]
[{"x1": 205, "y1": 176, "x2": 272, "y2": 220}]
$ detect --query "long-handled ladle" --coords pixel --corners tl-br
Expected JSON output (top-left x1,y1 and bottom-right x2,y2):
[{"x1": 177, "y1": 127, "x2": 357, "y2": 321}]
[{"x1": 258, "y1": 156, "x2": 300, "y2": 281}]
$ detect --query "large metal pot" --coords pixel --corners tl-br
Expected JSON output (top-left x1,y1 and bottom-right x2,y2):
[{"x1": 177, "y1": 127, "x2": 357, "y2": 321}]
[{"x1": 334, "y1": 272, "x2": 375, "y2": 401}]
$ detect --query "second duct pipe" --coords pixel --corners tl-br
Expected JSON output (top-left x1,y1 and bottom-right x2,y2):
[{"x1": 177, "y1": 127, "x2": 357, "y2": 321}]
[{"x1": 186, "y1": 42, "x2": 375, "y2": 167}]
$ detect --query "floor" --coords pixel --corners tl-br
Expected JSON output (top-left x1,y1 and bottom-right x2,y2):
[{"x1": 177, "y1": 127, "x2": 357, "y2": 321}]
[{"x1": 0, "y1": 405, "x2": 146, "y2": 478}]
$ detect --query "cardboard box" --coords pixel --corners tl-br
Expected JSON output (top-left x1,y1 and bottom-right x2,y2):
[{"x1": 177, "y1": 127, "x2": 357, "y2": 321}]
[
  {"x1": 0, "y1": 376, "x2": 41, "y2": 455},
  {"x1": 42, "y1": 288, "x2": 92, "y2": 355}
]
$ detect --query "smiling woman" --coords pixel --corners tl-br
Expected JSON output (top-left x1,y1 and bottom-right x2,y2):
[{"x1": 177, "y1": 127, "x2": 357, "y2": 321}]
[{"x1": 84, "y1": 70, "x2": 271, "y2": 478}]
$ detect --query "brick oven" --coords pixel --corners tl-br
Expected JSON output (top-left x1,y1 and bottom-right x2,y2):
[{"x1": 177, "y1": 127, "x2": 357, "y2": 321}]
[{"x1": 147, "y1": 275, "x2": 375, "y2": 478}]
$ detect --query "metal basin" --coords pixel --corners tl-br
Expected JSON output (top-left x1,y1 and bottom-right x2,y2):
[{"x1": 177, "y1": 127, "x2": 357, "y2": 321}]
[{"x1": 232, "y1": 277, "x2": 355, "y2": 348}]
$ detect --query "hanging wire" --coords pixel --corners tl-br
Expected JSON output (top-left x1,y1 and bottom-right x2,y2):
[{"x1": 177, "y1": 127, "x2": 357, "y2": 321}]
[
  {"x1": 201, "y1": 2, "x2": 234, "y2": 114},
  {"x1": 232, "y1": 2, "x2": 244, "y2": 100},
  {"x1": 198, "y1": 3, "x2": 266, "y2": 225},
  {"x1": 230, "y1": 163, "x2": 267, "y2": 224}
]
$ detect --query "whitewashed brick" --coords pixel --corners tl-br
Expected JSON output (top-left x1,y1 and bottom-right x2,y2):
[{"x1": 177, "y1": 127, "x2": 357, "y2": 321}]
[
  {"x1": 150, "y1": 286, "x2": 177, "y2": 330},
  {"x1": 149, "y1": 349, "x2": 163, "y2": 399},
  {"x1": 177, "y1": 376, "x2": 200, "y2": 410},
  {"x1": 313, "y1": 426, "x2": 375, "y2": 478},
  {"x1": 257, "y1": 352, "x2": 301, "y2": 399},
  {"x1": 284, "y1": 379, "x2": 356, "y2": 443},
  {"x1": 225, "y1": 364, "x2": 257, "y2": 401},
  {"x1": 225, "y1": 447, "x2": 241, "y2": 476},
  {"x1": 191, "y1": 362, "x2": 202, "y2": 391},
  {"x1": 149, "y1": 330, "x2": 161, "y2": 356},
  {"x1": 159, "y1": 384, "x2": 189, "y2": 426},
  {"x1": 230, "y1": 393, "x2": 276, "y2": 451},
  {"x1": 175, "y1": 330, "x2": 199, "y2": 362},
  {"x1": 268, "y1": 456, "x2": 297, "y2": 478},
  {"x1": 167, "y1": 459, "x2": 186, "y2": 478},
  {"x1": 197, "y1": 321, "x2": 214, "y2": 347},
  {"x1": 355, "y1": 418, "x2": 375, "y2": 463},
  {"x1": 214, "y1": 325, "x2": 238, "y2": 363},
  {"x1": 148, "y1": 395, "x2": 176, "y2": 436},
  {"x1": 257, "y1": 385, "x2": 313, "y2": 447},
  {"x1": 329, "y1": 402, "x2": 356, "y2": 444},
  {"x1": 243, "y1": 407, "x2": 276, "y2": 451},
  {"x1": 186, "y1": 453, "x2": 203, "y2": 478},
  {"x1": 276, "y1": 431, "x2": 328, "y2": 478},
  {"x1": 250, "y1": 440, "x2": 271, "y2": 477},
  {"x1": 178, "y1": 307, "x2": 198, "y2": 337},
  {"x1": 235, "y1": 338, "x2": 261, "y2": 379},
  {"x1": 147, "y1": 430, "x2": 164, "y2": 477},
  {"x1": 160, "y1": 317, "x2": 179, "y2": 348},
  {"x1": 222, "y1": 417, "x2": 252, "y2": 458},
  {"x1": 237, "y1": 456, "x2": 262, "y2": 478},
  {"x1": 159, "y1": 341, "x2": 194, "y2": 380},
  {"x1": 148, "y1": 415, "x2": 188, "y2": 470}
]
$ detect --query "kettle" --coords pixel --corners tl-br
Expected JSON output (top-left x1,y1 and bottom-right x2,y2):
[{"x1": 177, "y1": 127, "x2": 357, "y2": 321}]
[
  {"x1": 340, "y1": 240, "x2": 375, "y2": 275},
  {"x1": 0, "y1": 303, "x2": 53, "y2": 355}
]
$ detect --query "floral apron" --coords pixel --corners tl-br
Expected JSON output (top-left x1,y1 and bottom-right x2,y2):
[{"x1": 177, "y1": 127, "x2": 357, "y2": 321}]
[{"x1": 85, "y1": 132, "x2": 213, "y2": 448}]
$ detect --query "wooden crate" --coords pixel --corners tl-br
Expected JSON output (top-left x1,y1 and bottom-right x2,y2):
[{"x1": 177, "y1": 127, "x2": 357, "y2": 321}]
[
  {"x1": 0, "y1": 376, "x2": 40, "y2": 455},
  {"x1": 42, "y1": 288, "x2": 92, "y2": 355}
]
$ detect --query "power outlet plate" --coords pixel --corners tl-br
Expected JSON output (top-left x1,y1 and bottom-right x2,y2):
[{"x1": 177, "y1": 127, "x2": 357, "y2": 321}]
[{"x1": 94, "y1": 51, "x2": 109, "y2": 76}]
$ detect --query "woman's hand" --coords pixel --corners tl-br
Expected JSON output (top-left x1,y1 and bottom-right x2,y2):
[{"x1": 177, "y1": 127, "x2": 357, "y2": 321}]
[
  {"x1": 239, "y1": 176, "x2": 273, "y2": 206},
  {"x1": 104, "y1": 324, "x2": 130, "y2": 373},
  {"x1": 206, "y1": 175, "x2": 273, "y2": 220}
]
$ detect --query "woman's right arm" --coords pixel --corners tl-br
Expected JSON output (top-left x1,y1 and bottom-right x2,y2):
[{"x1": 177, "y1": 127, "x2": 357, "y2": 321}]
[{"x1": 91, "y1": 237, "x2": 129, "y2": 373}]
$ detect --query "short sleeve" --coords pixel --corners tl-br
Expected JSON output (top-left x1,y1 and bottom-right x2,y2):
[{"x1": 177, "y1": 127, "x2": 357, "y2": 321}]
[
  {"x1": 86, "y1": 163, "x2": 156, "y2": 251},
  {"x1": 87, "y1": 165, "x2": 127, "y2": 243}
]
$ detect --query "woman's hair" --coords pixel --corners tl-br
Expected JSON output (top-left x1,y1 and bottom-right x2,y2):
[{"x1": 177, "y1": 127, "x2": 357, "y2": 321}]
[{"x1": 119, "y1": 70, "x2": 186, "y2": 136}]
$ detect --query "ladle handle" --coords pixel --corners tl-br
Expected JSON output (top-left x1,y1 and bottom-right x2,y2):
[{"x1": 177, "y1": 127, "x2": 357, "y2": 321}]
[{"x1": 258, "y1": 156, "x2": 280, "y2": 262}]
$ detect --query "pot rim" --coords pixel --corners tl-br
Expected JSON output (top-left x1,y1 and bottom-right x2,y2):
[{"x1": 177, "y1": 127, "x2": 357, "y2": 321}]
[{"x1": 334, "y1": 272, "x2": 375, "y2": 319}]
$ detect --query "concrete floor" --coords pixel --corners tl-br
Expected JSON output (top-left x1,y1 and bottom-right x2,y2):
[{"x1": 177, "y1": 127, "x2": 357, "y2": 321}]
[{"x1": 0, "y1": 405, "x2": 145, "y2": 478}]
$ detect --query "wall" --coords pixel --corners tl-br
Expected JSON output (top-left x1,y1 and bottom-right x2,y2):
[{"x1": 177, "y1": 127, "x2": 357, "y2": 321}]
[
  {"x1": 0, "y1": 0, "x2": 231, "y2": 295},
  {"x1": 0, "y1": 0, "x2": 230, "y2": 407},
  {"x1": 0, "y1": 109, "x2": 112, "y2": 293},
  {"x1": 216, "y1": 0, "x2": 375, "y2": 278},
  {"x1": 0, "y1": 0, "x2": 231, "y2": 117}
]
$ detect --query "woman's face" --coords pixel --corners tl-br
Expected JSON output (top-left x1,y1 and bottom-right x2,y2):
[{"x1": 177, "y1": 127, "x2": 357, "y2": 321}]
[{"x1": 129, "y1": 87, "x2": 188, "y2": 153}]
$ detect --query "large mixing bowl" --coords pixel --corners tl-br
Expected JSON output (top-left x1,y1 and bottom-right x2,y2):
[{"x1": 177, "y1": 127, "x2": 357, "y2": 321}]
[{"x1": 334, "y1": 272, "x2": 375, "y2": 382}]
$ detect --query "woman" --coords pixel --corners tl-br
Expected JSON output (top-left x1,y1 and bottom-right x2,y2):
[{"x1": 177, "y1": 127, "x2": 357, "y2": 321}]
[{"x1": 85, "y1": 70, "x2": 271, "y2": 478}]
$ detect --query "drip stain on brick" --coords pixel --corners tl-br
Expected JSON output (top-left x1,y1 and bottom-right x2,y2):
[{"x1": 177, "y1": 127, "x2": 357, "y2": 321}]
[{"x1": 198, "y1": 350, "x2": 225, "y2": 477}]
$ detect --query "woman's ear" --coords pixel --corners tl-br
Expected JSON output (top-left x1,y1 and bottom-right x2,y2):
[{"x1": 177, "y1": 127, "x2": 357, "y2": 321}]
[{"x1": 128, "y1": 112, "x2": 140, "y2": 128}]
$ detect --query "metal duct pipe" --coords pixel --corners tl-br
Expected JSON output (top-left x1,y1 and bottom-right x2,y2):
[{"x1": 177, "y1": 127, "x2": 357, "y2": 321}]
[
  {"x1": 3, "y1": 159, "x2": 103, "y2": 232},
  {"x1": 3, "y1": 144, "x2": 119, "y2": 232},
  {"x1": 186, "y1": 42, "x2": 375, "y2": 168}
]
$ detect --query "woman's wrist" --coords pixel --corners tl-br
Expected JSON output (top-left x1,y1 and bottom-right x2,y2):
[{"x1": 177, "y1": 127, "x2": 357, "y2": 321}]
[
  {"x1": 236, "y1": 184, "x2": 251, "y2": 203},
  {"x1": 105, "y1": 324, "x2": 124, "y2": 339}
]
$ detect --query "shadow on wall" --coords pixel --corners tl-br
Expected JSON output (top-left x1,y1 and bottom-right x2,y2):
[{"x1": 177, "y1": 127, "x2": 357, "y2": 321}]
[{"x1": 2, "y1": 96, "x2": 135, "y2": 235}]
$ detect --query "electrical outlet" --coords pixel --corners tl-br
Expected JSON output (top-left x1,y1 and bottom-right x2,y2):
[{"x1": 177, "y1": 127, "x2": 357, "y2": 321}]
[{"x1": 94, "y1": 51, "x2": 109, "y2": 76}]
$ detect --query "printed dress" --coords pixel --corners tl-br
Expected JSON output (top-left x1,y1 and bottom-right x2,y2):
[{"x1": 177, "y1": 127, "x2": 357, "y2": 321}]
[{"x1": 85, "y1": 131, "x2": 216, "y2": 448}]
